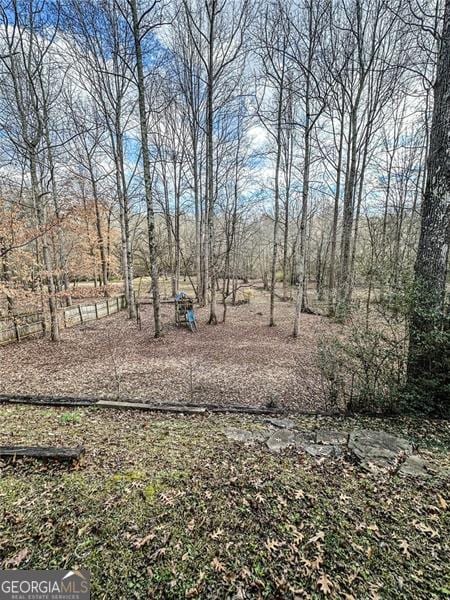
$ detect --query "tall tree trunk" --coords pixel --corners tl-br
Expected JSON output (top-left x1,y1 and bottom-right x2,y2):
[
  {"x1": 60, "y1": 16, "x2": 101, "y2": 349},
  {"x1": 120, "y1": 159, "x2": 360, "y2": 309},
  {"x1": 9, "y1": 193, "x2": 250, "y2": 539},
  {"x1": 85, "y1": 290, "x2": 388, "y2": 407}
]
[
  {"x1": 130, "y1": 0, "x2": 161, "y2": 337},
  {"x1": 293, "y1": 62, "x2": 312, "y2": 338},
  {"x1": 270, "y1": 70, "x2": 284, "y2": 327},
  {"x1": 328, "y1": 101, "x2": 345, "y2": 316},
  {"x1": 407, "y1": 0, "x2": 450, "y2": 404},
  {"x1": 336, "y1": 103, "x2": 358, "y2": 321},
  {"x1": 86, "y1": 153, "x2": 109, "y2": 294},
  {"x1": 207, "y1": 2, "x2": 217, "y2": 325},
  {"x1": 115, "y1": 105, "x2": 136, "y2": 319},
  {"x1": 30, "y1": 153, "x2": 59, "y2": 341}
]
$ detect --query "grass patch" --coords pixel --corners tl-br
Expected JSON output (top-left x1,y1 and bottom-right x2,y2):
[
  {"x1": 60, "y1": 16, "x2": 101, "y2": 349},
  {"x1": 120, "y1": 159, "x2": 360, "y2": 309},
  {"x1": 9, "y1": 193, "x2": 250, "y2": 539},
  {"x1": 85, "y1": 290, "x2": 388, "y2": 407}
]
[{"x1": 0, "y1": 405, "x2": 449, "y2": 598}]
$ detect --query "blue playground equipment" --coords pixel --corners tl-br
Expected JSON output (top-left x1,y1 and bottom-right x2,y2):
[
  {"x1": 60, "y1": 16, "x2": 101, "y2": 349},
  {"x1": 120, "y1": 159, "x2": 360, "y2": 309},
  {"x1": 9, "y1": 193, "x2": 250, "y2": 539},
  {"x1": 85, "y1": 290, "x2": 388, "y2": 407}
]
[{"x1": 175, "y1": 292, "x2": 197, "y2": 332}]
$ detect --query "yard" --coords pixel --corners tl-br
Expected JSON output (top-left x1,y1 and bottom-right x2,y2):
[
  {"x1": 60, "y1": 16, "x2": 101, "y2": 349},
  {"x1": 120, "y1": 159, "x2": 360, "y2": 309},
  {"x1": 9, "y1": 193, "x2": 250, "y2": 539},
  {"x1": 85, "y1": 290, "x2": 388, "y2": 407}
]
[
  {"x1": 0, "y1": 405, "x2": 449, "y2": 598},
  {"x1": 0, "y1": 286, "x2": 332, "y2": 411}
]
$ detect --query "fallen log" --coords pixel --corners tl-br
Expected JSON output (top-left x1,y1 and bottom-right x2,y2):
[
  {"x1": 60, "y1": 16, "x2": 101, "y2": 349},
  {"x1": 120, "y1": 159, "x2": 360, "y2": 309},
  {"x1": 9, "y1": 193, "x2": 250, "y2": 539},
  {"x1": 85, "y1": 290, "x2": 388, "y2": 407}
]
[
  {"x1": 0, "y1": 445, "x2": 85, "y2": 462},
  {"x1": 0, "y1": 394, "x2": 95, "y2": 407}
]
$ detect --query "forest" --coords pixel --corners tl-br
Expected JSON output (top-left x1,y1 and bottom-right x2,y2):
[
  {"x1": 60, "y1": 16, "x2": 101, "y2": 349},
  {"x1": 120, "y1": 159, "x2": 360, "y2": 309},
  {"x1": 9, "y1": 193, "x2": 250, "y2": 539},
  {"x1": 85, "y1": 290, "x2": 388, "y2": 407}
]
[{"x1": 0, "y1": 0, "x2": 449, "y2": 598}]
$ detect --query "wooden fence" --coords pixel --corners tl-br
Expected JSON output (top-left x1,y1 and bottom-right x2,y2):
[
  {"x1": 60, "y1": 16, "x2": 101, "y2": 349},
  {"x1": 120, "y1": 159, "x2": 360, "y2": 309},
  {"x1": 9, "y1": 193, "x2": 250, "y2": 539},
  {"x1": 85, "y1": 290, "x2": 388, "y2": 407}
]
[{"x1": 0, "y1": 295, "x2": 127, "y2": 346}]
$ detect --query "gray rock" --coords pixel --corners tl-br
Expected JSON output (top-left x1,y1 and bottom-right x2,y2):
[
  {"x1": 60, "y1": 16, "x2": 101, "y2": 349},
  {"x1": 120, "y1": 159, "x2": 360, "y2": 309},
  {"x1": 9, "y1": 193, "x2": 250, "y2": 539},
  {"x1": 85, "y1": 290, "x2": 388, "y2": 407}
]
[
  {"x1": 349, "y1": 429, "x2": 413, "y2": 465},
  {"x1": 316, "y1": 430, "x2": 349, "y2": 445},
  {"x1": 360, "y1": 459, "x2": 393, "y2": 474},
  {"x1": 265, "y1": 417, "x2": 296, "y2": 430},
  {"x1": 225, "y1": 428, "x2": 267, "y2": 445},
  {"x1": 398, "y1": 455, "x2": 433, "y2": 478},
  {"x1": 303, "y1": 444, "x2": 342, "y2": 458},
  {"x1": 266, "y1": 430, "x2": 296, "y2": 452},
  {"x1": 294, "y1": 431, "x2": 317, "y2": 448}
]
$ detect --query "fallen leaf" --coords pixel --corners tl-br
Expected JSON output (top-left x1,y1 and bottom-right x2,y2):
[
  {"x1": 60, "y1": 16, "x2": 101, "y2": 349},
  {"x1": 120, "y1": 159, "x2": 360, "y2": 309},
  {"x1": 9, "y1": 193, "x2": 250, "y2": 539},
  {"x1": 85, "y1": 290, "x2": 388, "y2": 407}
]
[
  {"x1": 4, "y1": 548, "x2": 29, "y2": 568},
  {"x1": 211, "y1": 528, "x2": 224, "y2": 540},
  {"x1": 308, "y1": 531, "x2": 325, "y2": 545},
  {"x1": 317, "y1": 572, "x2": 333, "y2": 595},
  {"x1": 133, "y1": 532, "x2": 155, "y2": 549},
  {"x1": 211, "y1": 557, "x2": 226, "y2": 572},
  {"x1": 437, "y1": 495, "x2": 447, "y2": 510},
  {"x1": 265, "y1": 538, "x2": 283, "y2": 552},
  {"x1": 399, "y1": 540, "x2": 411, "y2": 559}
]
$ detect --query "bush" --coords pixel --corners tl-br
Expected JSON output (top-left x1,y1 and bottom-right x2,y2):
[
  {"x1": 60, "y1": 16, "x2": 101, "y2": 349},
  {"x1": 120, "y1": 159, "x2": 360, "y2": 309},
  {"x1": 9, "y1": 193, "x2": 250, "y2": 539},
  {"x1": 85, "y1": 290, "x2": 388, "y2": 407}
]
[{"x1": 318, "y1": 314, "x2": 407, "y2": 414}]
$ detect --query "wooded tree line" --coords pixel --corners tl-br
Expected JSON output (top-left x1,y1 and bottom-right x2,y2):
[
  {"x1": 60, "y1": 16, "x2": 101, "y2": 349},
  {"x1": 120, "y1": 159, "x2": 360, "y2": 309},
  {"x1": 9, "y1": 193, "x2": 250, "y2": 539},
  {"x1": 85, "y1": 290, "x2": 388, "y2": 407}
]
[{"x1": 0, "y1": 0, "x2": 448, "y2": 410}]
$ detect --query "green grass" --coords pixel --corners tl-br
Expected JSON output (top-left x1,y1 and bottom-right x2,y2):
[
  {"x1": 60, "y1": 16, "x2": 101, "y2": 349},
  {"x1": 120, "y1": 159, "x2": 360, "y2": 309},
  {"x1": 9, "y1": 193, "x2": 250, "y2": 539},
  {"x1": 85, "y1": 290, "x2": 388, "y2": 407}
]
[{"x1": 0, "y1": 406, "x2": 449, "y2": 598}]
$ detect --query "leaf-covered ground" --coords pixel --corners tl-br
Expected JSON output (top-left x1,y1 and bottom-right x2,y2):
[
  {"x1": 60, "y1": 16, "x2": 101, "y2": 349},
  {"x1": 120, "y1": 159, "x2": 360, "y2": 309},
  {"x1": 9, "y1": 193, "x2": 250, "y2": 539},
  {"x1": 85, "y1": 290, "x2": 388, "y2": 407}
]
[
  {"x1": 0, "y1": 286, "x2": 333, "y2": 411},
  {"x1": 0, "y1": 405, "x2": 449, "y2": 599}
]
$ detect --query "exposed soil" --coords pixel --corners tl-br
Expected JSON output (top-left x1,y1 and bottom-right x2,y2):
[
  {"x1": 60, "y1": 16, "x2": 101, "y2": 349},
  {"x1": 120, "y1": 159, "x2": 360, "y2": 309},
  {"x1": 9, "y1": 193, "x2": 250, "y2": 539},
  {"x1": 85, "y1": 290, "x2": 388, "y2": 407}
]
[{"x1": 0, "y1": 287, "x2": 334, "y2": 411}]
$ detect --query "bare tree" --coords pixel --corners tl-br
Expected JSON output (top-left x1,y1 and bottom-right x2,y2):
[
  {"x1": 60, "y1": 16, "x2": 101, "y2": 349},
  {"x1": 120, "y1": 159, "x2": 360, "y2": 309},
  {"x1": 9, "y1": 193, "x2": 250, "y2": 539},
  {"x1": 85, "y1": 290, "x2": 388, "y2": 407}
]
[{"x1": 407, "y1": 0, "x2": 449, "y2": 406}]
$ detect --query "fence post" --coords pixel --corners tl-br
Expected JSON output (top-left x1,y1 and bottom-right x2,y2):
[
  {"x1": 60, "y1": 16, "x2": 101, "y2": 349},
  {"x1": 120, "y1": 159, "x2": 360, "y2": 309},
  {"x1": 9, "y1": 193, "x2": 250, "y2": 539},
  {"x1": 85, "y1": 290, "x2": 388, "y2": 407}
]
[
  {"x1": 13, "y1": 317, "x2": 20, "y2": 342},
  {"x1": 106, "y1": 299, "x2": 110, "y2": 315},
  {"x1": 78, "y1": 304, "x2": 83, "y2": 324}
]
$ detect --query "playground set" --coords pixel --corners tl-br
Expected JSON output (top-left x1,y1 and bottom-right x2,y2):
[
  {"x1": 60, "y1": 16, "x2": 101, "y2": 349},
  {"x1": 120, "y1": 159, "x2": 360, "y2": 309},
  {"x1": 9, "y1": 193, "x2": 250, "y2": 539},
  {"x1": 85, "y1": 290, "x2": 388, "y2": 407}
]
[{"x1": 136, "y1": 291, "x2": 198, "y2": 332}]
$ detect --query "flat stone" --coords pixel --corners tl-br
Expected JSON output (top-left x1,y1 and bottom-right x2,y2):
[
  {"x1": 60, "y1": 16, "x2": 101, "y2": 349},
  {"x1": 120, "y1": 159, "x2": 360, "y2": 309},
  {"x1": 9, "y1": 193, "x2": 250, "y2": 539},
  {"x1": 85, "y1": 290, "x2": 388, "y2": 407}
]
[
  {"x1": 225, "y1": 428, "x2": 267, "y2": 445},
  {"x1": 265, "y1": 417, "x2": 296, "y2": 429},
  {"x1": 294, "y1": 431, "x2": 317, "y2": 448},
  {"x1": 398, "y1": 455, "x2": 434, "y2": 478},
  {"x1": 316, "y1": 430, "x2": 349, "y2": 445},
  {"x1": 349, "y1": 429, "x2": 413, "y2": 464},
  {"x1": 266, "y1": 430, "x2": 296, "y2": 452},
  {"x1": 303, "y1": 444, "x2": 342, "y2": 458},
  {"x1": 360, "y1": 458, "x2": 392, "y2": 474}
]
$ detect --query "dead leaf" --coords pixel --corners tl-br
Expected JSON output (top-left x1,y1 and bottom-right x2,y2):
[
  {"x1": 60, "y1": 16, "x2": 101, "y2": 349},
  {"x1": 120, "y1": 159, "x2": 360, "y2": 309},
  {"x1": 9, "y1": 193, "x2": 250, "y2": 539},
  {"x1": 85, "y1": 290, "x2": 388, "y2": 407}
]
[
  {"x1": 437, "y1": 494, "x2": 447, "y2": 510},
  {"x1": 317, "y1": 572, "x2": 333, "y2": 595},
  {"x1": 412, "y1": 520, "x2": 439, "y2": 538},
  {"x1": 265, "y1": 538, "x2": 283, "y2": 552},
  {"x1": 311, "y1": 555, "x2": 323, "y2": 570},
  {"x1": 308, "y1": 531, "x2": 325, "y2": 545},
  {"x1": 4, "y1": 548, "x2": 29, "y2": 568},
  {"x1": 211, "y1": 528, "x2": 224, "y2": 540},
  {"x1": 133, "y1": 532, "x2": 155, "y2": 549},
  {"x1": 211, "y1": 557, "x2": 226, "y2": 572},
  {"x1": 399, "y1": 540, "x2": 411, "y2": 559}
]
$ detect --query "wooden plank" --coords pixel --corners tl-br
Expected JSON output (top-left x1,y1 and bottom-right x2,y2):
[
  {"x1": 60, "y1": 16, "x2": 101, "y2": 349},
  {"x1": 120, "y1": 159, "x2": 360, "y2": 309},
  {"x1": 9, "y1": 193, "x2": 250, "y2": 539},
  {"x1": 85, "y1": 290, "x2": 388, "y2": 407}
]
[
  {"x1": 1, "y1": 394, "x2": 286, "y2": 417},
  {"x1": 96, "y1": 400, "x2": 207, "y2": 414},
  {"x1": 138, "y1": 300, "x2": 175, "y2": 305},
  {"x1": 0, "y1": 445, "x2": 84, "y2": 462}
]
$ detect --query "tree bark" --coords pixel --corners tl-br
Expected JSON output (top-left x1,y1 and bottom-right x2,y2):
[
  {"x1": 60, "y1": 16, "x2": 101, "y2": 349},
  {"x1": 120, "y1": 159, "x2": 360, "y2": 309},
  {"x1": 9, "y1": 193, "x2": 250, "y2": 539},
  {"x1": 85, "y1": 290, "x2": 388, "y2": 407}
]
[
  {"x1": 130, "y1": 0, "x2": 161, "y2": 338},
  {"x1": 407, "y1": 0, "x2": 450, "y2": 396}
]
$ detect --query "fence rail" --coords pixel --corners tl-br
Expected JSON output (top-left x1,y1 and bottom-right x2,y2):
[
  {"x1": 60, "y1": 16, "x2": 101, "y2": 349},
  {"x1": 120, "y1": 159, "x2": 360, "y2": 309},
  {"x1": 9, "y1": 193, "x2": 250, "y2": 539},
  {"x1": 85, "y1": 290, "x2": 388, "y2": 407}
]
[{"x1": 0, "y1": 295, "x2": 127, "y2": 346}]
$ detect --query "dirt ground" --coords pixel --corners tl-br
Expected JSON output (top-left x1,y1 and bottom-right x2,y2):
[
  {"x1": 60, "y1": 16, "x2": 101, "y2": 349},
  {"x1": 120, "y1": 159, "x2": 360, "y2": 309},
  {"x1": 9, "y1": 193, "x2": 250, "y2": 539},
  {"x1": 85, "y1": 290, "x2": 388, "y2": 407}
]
[{"x1": 0, "y1": 287, "x2": 333, "y2": 411}]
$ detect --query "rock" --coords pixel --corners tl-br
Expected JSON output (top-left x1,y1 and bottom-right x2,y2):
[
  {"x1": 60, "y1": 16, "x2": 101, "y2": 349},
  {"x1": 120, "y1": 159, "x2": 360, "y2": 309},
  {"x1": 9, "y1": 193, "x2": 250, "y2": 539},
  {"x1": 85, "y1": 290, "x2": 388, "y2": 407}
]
[
  {"x1": 266, "y1": 430, "x2": 296, "y2": 452},
  {"x1": 303, "y1": 444, "x2": 342, "y2": 458},
  {"x1": 265, "y1": 417, "x2": 296, "y2": 430},
  {"x1": 349, "y1": 429, "x2": 413, "y2": 466},
  {"x1": 398, "y1": 455, "x2": 434, "y2": 478},
  {"x1": 359, "y1": 459, "x2": 393, "y2": 474},
  {"x1": 224, "y1": 428, "x2": 267, "y2": 445},
  {"x1": 294, "y1": 431, "x2": 317, "y2": 448},
  {"x1": 316, "y1": 430, "x2": 349, "y2": 445}
]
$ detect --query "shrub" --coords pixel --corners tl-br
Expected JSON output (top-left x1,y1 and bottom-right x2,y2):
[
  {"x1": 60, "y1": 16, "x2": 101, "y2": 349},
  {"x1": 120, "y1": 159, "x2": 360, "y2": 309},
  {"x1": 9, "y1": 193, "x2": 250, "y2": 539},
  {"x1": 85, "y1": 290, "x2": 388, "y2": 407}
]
[{"x1": 318, "y1": 313, "x2": 407, "y2": 414}]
